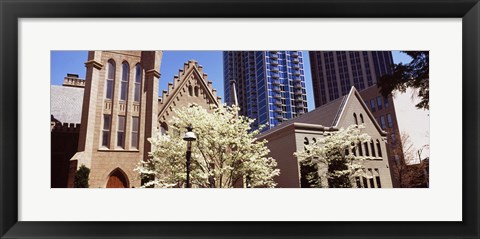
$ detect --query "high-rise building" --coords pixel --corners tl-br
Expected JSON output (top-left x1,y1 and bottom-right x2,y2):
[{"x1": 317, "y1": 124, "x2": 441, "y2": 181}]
[
  {"x1": 223, "y1": 51, "x2": 308, "y2": 131},
  {"x1": 309, "y1": 51, "x2": 404, "y2": 187}
]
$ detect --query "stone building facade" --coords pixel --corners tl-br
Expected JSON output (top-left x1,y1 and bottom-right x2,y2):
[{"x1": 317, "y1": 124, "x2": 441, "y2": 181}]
[
  {"x1": 61, "y1": 51, "x2": 221, "y2": 188},
  {"x1": 258, "y1": 87, "x2": 393, "y2": 188},
  {"x1": 157, "y1": 60, "x2": 221, "y2": 132},
  {"x1": 358, "y1": 85, "x2": 405, "y2": 187}
]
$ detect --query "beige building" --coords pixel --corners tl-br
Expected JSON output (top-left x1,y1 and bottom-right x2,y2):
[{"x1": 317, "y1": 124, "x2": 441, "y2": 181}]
[
  {"x1": 59, "y1": 51, "x2": 220, "y2": 188},
  {"x1": 309, "y1": 51, "x2": 404, "y2": 187},
  {"x1": 258, "y1": 87, "x2": 393, "y2": 188}
]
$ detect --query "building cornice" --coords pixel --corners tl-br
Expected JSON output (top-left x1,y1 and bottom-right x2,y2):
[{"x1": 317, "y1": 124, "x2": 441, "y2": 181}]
[
  {"x1": 84, "y1": 60, "x2": 103, "y2": 70},
  {"x1": 145, "y1": 69, "x2": 160, "y2": 79}
]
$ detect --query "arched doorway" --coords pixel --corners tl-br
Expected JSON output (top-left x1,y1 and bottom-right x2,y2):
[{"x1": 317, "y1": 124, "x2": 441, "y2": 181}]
[{"x1": 106, "y1": 168, "x2": 129, "y2": 188}]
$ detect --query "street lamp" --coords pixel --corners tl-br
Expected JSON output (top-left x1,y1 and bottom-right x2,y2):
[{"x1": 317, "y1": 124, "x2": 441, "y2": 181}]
[{"x1": 183, "y1": 125, "x2": 196, "y2": 188}]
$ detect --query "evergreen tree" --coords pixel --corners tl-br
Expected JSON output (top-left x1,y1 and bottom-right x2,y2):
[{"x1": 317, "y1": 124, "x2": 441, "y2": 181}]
[{"x1": 74, "y1": 164, "x2": 90, "y2": 188}]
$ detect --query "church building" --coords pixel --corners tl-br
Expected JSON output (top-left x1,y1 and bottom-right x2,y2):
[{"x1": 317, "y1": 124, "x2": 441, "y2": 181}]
[
  {"x1": 51, "y1": 51, "x2": 221, "y2": 188},
  {"x1": 258, "y1": 87, "x2": 393, "y2": 188}
]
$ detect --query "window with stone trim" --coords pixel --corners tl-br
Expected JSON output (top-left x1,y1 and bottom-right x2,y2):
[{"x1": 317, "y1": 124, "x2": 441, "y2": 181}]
[
  {"x1": 303, "y1": 137, "x2": 309, "y2": 152},
  {"x1": 117, "y1": 116, "x2": 126, "y2": 148},
  {"x1": 120, "y1": 62, "x2": 129, "y2": 101},
  {"x1": 370, "y1": 140, "x2": 376, "y2": 157},
  {"x1": 357, "y1": 143, "x2": 363, "y2": 156},
  {"x1": 188, "y1": 85, "x2": 193, "y2": 96},
  {"x1": 376, "y1": 139, "x2": 383, "y2": 157},
  {"x1": 105, "y1": 60, "x2": 115, "y2": 100},
  {"x1": 102, "y1": 114, "x2": 111, "y2": 147},
  {"x1": 134, "y1": 64, "x2": 142, "y2": 102},
  {"x1": 375, "y1": 169, "x2": 382, "y2": 188},
  {"x1": 194, "y1": 86, "x2": 199, "y2": 97},
  {"x1": 131, "y1": 117, "x2": 139, "y2": 149},
  {"x1": 364, "y1": 142, "x2": 369, "y2": 156},
  {"x1": 362, "y1": 176, "x2": 369, "y2": 188},
  {"x1": 368, "y1": 169, "x2": 375, "y2": 188},
  {"x1": 160, "y1": 122, "x2": 168, "y2": 135}
]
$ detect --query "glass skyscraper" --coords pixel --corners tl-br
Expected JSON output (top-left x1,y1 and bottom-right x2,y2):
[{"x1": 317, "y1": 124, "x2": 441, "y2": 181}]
[{"x1": 223, "y1": 51, "x2": 308, "y2": 131}]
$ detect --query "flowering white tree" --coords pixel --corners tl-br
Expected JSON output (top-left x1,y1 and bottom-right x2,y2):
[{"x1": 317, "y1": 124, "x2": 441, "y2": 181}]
[
  {"x1": 294, "y1": 125, "x2": 371, "y2": 188},
  {"x1": 135, "y1": 104, "x2": 280, "y2": 188}
]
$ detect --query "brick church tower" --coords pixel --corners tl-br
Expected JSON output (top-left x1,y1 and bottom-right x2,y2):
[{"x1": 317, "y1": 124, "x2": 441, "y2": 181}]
[{"x1": 68, "y1": 51, "x2": 162, "y2": 188}]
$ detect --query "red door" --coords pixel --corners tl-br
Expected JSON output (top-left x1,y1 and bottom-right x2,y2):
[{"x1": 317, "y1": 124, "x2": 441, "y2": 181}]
[{"x1": 106, "y1": 169, "x2": 128, "y2": 188}]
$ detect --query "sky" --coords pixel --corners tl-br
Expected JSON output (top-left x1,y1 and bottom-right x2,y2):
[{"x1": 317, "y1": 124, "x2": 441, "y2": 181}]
[
  {"x1": 50, "y1": 51, "x2": 429, "y2": 161},
  {"x1": 51, "y1": 50, "x2": 409, "y2": 112}
]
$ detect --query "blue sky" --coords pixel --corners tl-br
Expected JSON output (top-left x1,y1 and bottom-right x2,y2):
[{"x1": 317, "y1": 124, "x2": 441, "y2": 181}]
[{"x1": 51, "y1": 51, "x2": 411, "y2": 111}]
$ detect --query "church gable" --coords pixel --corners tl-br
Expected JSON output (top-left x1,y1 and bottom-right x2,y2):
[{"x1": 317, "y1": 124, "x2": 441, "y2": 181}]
[
  {"x1": 336, "y1": 87, "x2": 386, "y2": 137},
  {"x1": 157, "y1": 60, "x2": 222, "y2": 126}
]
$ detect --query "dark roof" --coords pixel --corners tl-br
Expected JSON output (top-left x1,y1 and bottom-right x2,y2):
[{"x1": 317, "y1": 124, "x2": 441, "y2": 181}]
[
  {"x1": 259, "y1": 94, "x2": 347, "y2": 138},
  {"x1": 51, "y1": 85, "x2": 84, "y2": 124}
]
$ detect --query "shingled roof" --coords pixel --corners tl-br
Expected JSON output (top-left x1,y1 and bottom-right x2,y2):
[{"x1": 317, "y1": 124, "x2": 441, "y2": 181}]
[
  {"x1": 259, "y1": 94, "x2": 347, "y2": 138},
  {"x1": 50, "y1": 85, "x2": 84, "y2": 124}
]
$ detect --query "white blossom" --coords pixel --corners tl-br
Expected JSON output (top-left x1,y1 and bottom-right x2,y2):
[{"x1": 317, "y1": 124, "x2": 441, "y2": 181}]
[
  {"x1": 294, "y1": 125, "x2": 372, "y2": 187},
  {"x1": 135, "y1": 104, "x2": 280, "y2": 188}
]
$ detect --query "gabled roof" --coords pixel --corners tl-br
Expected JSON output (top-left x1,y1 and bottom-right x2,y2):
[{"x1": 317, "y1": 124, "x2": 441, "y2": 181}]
[
  {"x1": 259, "y1": 94, "x2": 347, "y2": 138},
  {"x1": 50, "y1": 85, "x2": 84, "y2": 124},
  {"x1": 157, "y1": 60, "x2": 221, "y2": 121},
  {"x1": 259, "y1": 86, "x2": 386, "y2": 138},
  {"x1": 335, "y1": 86, "x2": 386, "y2": 134}
]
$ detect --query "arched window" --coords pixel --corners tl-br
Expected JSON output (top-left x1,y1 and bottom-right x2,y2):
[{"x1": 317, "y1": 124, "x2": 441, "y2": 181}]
[
  {"x1": 360, "y1": 114, "x2": 364, "y2": 124},
  {"x1": 194, "y1": 86, "x2": 199, "y2": 97},
  {"x1": 120, "y1": 62, "x2": 129, "y2": 101},
  {"x1": 353, "y1": 113, "x2": 358, "y2": 125},
  {"x1": 160, "y1": 122, "x2": 168, "y2": 135},
  {"x1": 188, "y1": 85, "x2": 193, "y2": 96},
  {"x1": 351, "y1": 142, "x2": 356, "y2": 156},
  {"x1": 134, "y1": 64, "x2": 142, "y2": 102},
  {"x1": 105, "y1": 60, "x2": 115, "y2": 99},
  {"x1": 357, "y1": 143, "x2": 363, "y2": 156},
  {"x1": 364, "y1": 142, "x2": 369, "y2": 156},
  {"x1": 370, "y1": 140, "x2": 376, "y2": 157},
  {"x1": 376, "y1": 139, "x2": 382, "y2": 157},
  {"x1": 304, "y1": 137, "x2": 309, "y2": 152}
]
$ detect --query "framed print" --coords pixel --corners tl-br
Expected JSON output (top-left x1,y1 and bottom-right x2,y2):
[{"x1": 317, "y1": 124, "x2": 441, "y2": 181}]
[{"x1": 1, "y1": 0, "x2": 479, "y2": 238}]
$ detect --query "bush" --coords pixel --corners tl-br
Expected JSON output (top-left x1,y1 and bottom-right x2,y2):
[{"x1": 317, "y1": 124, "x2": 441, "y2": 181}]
[{"x1": 74, "y1": 164, "x2": 90, "y2": 188}]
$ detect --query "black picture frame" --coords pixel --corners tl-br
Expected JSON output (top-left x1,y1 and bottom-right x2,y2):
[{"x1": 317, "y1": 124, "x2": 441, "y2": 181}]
[{"x1": 1, "y1": 0, "x2": 478, "y2": 238}]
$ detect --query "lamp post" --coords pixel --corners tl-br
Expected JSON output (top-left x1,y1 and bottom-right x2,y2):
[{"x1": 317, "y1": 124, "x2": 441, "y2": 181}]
[{"x1": 183, "y1": 126, "x2": 196, "y2": 188}]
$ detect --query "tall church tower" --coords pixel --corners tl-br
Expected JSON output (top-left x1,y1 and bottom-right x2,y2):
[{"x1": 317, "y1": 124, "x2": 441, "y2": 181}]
[{"x1": 68, "y1": 51, "x2": 162, "y2": 188}]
